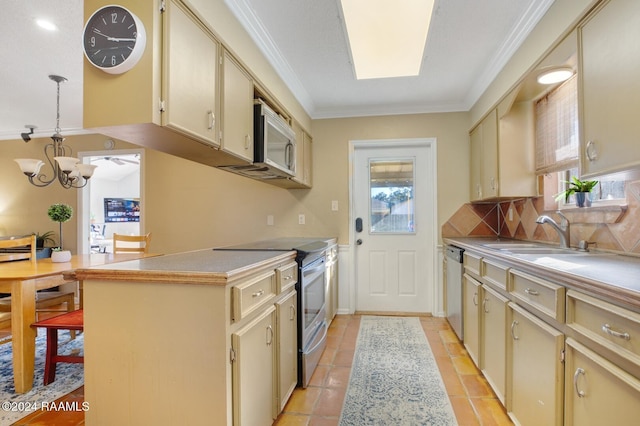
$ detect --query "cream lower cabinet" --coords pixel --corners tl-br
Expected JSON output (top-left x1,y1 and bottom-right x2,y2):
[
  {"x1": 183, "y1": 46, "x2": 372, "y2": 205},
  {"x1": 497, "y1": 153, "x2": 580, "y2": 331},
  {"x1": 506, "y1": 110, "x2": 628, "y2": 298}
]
[
  {"x1": 564, "y1": 338, "x2": 640, "y2": 426},
  {"x1": 507, "y1": 302, "x2": 564, "y2": 426},
  {"x1": 481, "y1": 285, "x2": 509, "y2": 404},
  {"x1": 232, "y1": 306, "x2": 277, "y2": 426},
  {"x1": 463, "y1": 273, "x2": 483, "y2": 366},
  {"x1": 276, "y1": 290, "x2": 298, "y2": 412}
]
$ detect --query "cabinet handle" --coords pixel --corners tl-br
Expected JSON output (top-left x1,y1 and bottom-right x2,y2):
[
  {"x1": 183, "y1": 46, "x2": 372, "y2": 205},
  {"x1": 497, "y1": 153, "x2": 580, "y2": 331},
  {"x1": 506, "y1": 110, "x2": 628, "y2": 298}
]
[
  {"x1": 472, "y1": 292, "x2": 478, "y2": 306},
  {"x1": 483, "y1": 297, "x2": 490, "y2": 313},
  {"x1": 573, "y1": 367, "x2": 586, "y2": 398},
  {"x1": 602, "y1": 323, "x2": 630, "y2": 340},
  {"x1": 283, "y1": 274, "x2": 293, "y2": 282},
  {"x1": 266, "y1": 325, "x2": 273, "y2": 346},
  {"x1": 525, "y1": 288, "x2": 539, "y2": 296},
  {"x1": 207, "y1": 110, "x2": 215, "y2": 130},
  {"x1": 586, "y1": 140, "x2": 598, "y2": 161},
  {"x1": 510, "y1": 320, "x2": 519, "y2": 340},
  {"x1": 289, "y1": 304, "x2": 296, "y2": 321},
  {"x1": 252, "y1": 289, "x2": 264, "y2": 298}
]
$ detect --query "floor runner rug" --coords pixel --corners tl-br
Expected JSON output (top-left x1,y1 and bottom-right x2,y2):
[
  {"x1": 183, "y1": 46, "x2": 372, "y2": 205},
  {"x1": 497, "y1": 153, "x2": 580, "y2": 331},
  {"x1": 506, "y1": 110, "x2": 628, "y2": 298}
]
[
  {"x1": 0, "y1": 329, "x2": 83, "y2": 425},
  {"x1": 339, "y1": 316, "x2": 457, "y2": 425}
]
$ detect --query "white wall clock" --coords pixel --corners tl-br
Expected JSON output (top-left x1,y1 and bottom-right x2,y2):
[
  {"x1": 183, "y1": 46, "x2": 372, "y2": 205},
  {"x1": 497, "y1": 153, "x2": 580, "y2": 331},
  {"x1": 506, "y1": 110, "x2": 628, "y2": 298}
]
[{"x1": 83, "y1": 5, "x2": 147, "y2": 74}]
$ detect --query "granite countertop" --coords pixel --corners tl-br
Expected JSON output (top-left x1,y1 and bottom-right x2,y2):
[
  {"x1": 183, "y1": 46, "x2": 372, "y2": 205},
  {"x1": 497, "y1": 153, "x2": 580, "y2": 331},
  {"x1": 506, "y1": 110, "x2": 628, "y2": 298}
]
[
  {"x1": 444, "y1": 237, "x2": 640, "y2": 311},
  {"x1": 72, "y1": 249, "x2": 296, "y2": 286}
]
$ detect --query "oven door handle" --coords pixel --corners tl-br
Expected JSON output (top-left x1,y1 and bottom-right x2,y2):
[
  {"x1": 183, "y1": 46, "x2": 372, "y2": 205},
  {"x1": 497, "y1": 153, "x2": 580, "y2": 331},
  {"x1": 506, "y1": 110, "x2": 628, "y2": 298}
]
[
  {"x1": 305, "y1": 323, "x2": 328, "y2": 354},
  {"x1": 303, "y1": 262, "x2": 325, "y2": 280}
]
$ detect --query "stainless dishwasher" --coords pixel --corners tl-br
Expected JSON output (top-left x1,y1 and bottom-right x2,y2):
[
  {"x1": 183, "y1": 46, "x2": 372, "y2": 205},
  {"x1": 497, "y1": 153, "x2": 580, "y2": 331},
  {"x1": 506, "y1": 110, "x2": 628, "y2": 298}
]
[{"x1": 445, "y1": 245, "x2": 464, "y2": 340}]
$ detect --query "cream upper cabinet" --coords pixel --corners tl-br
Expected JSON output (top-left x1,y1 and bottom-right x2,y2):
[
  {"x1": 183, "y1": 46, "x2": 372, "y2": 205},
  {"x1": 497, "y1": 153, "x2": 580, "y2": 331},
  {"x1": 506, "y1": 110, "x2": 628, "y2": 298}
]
[
  {"x1": 222, "y1": 50, "x2": 254, "y2": 162},
  {"x1": 276, "y1": 290, "x2": 298, "y2": 412},
  {"x1": 579, "y1": 0, "x2": 640, "y2": 177},
  {"x1": 564, "y1": 338, "x2": 640, "y2": 426},
  {"x1": 508, "y1": 302, "x2": 564, "y2": 426},
  {"x1": 291, "y1": 121, "x2": 313, "y2": 188},
  {"x1": 470, "y1": 109, "x2": 497, "y2": 201},
  {"x1": 232, "y1": 305, "x2": 276, "y2": 426},
  {"x1": 469, "y1": 91, "x2": 536, "y2": 202},
  {"x1": 163, "y1": 0, "x2": 220, "y2": 147},
  {"x1": 481, "y1": 285, "x2": 509, "y2": 404}
]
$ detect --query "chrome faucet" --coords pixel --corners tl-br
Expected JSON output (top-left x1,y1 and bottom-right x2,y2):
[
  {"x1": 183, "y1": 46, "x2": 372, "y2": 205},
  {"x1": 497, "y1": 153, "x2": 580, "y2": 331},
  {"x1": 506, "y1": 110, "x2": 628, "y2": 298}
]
[{"x1": 536, "y1": 211, "x2": 571, "y2": 249}]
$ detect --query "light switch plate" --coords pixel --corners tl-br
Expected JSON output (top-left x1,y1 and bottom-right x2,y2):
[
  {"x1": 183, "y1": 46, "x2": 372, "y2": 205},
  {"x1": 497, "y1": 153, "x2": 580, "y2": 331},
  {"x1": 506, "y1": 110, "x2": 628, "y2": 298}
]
[{"x1": 298, "y1": 214, "x2": 305, "y2": 225}]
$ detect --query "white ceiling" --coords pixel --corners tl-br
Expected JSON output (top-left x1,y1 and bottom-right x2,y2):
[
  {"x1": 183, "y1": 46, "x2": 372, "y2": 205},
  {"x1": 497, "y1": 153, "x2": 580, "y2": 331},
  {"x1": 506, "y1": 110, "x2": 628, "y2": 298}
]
[{"x1": 0, "y1": 0, "x2": 554, "y2": 141}]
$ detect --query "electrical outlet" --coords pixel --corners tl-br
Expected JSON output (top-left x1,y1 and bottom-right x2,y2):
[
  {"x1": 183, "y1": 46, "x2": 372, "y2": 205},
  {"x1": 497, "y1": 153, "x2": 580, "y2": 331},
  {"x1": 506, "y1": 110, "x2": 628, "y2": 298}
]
[
  {"x1": 508, "y1": 208, "x2": 513, "y2": 222},
  {"x1": 298, "y1": 214, "x2": 305, "y2": 225},
  {"x1": 331, "y1": 200, "x2": 339, "y2": 211},
  {"x1": 267, "y1": 215, "x2": 274, "y2": 226}
]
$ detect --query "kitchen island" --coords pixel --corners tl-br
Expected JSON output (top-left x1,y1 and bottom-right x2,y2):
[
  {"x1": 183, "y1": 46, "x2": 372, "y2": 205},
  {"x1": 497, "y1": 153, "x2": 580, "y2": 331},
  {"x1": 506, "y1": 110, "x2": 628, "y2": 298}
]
[{"x1": 73, "y1": 249, "x2": 298, "y2": 426}]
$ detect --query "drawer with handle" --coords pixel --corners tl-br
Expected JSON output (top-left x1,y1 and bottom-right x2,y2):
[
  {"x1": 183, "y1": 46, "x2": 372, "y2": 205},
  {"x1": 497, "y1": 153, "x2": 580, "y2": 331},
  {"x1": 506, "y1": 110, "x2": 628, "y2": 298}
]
[
  {"x1": 232, "y1": 271, "x2": 276, "y2": 322},
  {"x1": 463, "y1": 252, "x2": 482, "y2": 279},
  {"x1": 510, "y1": 269, "x2": 565, "y2": 322},
  {"x1": 276, "y1": 262, "x2": 298, "y2": 293},
  {"x1": 482, "y1": 258, "x2": 509, "y2": 291},
  {"x1": 567, "y1": 289, "x2": 640, "y2": 366}
]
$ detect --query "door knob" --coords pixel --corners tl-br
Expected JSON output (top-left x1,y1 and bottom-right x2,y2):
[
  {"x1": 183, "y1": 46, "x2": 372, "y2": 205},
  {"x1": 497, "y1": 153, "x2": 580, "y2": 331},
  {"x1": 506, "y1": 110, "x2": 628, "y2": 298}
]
[{"x1": 356, "y1": 239, "x2": 363, "y2": 245}]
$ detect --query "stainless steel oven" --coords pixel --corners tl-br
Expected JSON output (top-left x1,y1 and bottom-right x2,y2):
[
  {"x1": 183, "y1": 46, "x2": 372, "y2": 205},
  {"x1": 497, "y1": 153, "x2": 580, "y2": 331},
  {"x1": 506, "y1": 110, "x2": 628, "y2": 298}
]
[
  {"x1": 215, "y1": 237, "x2": 330, "y2": 387},
  {"x1": 298, "y1": 254, "x2": 327, "y2": 387}
]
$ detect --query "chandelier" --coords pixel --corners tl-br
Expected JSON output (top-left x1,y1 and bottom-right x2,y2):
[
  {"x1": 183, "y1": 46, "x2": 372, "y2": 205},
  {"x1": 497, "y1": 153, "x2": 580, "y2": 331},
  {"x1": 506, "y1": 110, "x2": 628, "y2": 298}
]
[{"x1": 14, "y1": 75, "x2": 97, "y2": 189}]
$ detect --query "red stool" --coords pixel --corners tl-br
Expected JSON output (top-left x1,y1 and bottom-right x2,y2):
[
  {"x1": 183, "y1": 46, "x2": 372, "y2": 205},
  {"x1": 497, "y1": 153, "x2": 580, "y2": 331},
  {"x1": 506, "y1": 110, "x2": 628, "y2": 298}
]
[{"x1": 31, "y1": 309, "x2": 84, "y2": 385}]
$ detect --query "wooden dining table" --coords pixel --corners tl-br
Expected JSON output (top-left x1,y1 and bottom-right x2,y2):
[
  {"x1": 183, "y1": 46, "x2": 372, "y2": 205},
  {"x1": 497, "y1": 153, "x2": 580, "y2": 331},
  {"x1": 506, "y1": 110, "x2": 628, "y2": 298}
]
[{"x1": 0, "y1": 252, "x2": 158, "y2": 393}]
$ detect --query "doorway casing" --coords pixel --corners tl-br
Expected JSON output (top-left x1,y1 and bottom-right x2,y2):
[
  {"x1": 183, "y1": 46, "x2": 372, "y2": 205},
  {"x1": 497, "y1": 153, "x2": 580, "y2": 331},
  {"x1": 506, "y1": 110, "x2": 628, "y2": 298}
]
[{"x1": 347, "y1": 138, "x2": 439, "y2": 315}]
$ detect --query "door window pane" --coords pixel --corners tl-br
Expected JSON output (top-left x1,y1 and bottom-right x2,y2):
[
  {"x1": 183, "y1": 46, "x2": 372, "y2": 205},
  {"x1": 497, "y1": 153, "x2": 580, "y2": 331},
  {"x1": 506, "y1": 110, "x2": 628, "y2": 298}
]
[{"x1": 369, "y1": 158, "x2": 415, "y2": 233}]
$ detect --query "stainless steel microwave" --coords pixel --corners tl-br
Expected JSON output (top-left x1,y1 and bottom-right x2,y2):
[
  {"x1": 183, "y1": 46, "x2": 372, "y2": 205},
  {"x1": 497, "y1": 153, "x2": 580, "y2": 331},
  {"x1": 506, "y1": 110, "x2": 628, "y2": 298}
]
[{"x1": 253, "y1": 100, "x2": 296, "y2": 177}]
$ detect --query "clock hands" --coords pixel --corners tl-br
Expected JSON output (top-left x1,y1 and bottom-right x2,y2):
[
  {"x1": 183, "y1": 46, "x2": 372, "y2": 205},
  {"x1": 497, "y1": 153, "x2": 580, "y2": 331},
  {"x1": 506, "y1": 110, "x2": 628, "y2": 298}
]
[{"x1": 92, "y1": 28, "x2": 136, "y2": 42}]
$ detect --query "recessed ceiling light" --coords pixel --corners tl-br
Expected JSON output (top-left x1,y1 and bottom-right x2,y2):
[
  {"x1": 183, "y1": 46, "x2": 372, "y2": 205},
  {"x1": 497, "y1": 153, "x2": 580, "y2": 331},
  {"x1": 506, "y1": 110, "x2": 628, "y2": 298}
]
[
  {"x1": 537, "y1": 67, "x2": 574, "y2": 85},
  {"x1": 340, "y1": 0, "x2": 435, "y2": 80},
  {"x1": 36, "y1": 19, "x2": 57, "y2": 31}
]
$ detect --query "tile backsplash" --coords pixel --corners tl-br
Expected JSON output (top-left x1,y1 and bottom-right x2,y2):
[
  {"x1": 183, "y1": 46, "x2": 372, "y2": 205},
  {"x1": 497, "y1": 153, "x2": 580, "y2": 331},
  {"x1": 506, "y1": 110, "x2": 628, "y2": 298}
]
[{"x1": 441, "y1": 181, "x2": 640, "y2": 254}]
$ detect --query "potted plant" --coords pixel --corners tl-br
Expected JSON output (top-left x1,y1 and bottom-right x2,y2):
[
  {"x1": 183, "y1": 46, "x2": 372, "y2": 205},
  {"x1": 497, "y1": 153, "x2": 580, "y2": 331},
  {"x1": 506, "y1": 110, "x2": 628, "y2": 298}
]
[
  {"x1": 555, "y1": 176, "x2": 598, "y2": 207},
  {"x1": 47, "y1": 203, "x2": 73, "y2": 262},
  {"x1": 35, "y1": 231, "x2": 55, "y2": 248}
]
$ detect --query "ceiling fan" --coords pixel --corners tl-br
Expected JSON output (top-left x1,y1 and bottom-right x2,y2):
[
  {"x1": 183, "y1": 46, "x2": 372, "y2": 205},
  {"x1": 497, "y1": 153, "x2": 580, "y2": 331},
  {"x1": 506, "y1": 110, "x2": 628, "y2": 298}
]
[{"x1": 92, "y1": 156, "x2": 140, "y2": 166}]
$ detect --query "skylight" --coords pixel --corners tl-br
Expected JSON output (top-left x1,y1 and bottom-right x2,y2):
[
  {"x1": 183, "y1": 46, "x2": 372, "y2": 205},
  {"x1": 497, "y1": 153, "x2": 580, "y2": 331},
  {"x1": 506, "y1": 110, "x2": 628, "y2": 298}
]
[{"x1": 340, "y1": 0, "x2": 434, "y2": 80}]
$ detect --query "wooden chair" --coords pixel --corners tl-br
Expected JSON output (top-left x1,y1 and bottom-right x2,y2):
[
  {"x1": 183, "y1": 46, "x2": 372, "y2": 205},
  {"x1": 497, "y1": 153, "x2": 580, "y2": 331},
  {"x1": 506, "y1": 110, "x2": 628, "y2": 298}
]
[
  {"x1": 0, "y1": 235, "x2": 77, "y2": 336},
  {"x1": 31, "y1": 309, "x2": 84, "y2": 385},
  {"x1": 0, "y1": 313, "x2": 11, "y2": 330},
  {"x1": 113, "y1": 233, "x2": 151, "y2": 253}
]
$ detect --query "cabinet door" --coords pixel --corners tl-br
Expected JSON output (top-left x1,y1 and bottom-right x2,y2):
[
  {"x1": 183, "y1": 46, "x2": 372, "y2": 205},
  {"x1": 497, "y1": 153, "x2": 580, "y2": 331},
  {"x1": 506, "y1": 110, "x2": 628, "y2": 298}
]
[
  {"x1": 232, "y1": 305, "x2": 276, "y2": 426},
  {"x1": 469, "y1": 125, "x2": 483, "y2": 201},
  {"x1": 565, "y1": 338, "x2": 640, "y2": 426},
  {"x1": 481, "y1": 285, "x2": 508, "y2": 403},
  {"x1": 276, "y1": 290, "x2": 297, "y2": 412},
  {"x1": 222, "y1": 50, "x2": 254, "y2": 162},
  {"x1": 481, "y1": 109, "x2": 499, "y2": 199},
  {"x1": 579, "y1": 0, "x2": 640, "y2": 176},
  {"x1": 469, "y1": 109, "x2": 498, "y2": 201},
  {"x1": 292, "y1": 122, "x2": 312, "y2": 187},
  {"x1": 508, "y1": 303, "x2": 564, "y2": 426},
  {"x1": 463, "y1": 274, "x2": 482, "y2": 366},
  {"x1": 163, "y1": 0, "x2": 219, "y2": 146}
]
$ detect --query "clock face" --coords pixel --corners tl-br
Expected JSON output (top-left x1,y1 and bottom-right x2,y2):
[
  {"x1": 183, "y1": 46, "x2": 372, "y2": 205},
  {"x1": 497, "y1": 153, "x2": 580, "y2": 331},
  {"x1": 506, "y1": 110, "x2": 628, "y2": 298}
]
[{"x1": 83, "y1": 5, "x2": 146, "y2": 74}]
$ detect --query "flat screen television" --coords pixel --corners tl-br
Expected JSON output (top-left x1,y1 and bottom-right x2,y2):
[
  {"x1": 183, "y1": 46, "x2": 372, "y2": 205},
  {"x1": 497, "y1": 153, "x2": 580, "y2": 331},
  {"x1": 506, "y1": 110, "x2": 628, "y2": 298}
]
[{"x1": 104, "y1": 198, "x2": 140, "y2": 223}]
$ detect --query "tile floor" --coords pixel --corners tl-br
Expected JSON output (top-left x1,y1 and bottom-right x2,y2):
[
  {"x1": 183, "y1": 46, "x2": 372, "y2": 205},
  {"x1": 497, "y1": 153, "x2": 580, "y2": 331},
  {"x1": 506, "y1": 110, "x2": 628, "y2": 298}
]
[{"x1": 11, "y1": 314, "x2": 512, "y2": 425}]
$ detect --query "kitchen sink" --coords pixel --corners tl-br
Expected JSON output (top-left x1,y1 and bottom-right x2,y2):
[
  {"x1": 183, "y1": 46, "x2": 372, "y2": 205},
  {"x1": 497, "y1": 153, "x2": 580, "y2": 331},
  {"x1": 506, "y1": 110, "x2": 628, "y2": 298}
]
[
  {"x1": 483, "y1": 243, "x2": 542, "y2": 249},
  {"x1": 505, "y1": 247, "x2": 583, "y2": 255}
]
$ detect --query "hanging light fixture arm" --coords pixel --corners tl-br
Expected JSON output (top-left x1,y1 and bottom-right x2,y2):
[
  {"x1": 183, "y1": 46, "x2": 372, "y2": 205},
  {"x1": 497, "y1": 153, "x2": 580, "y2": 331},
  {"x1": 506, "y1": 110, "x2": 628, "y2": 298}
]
[{"x1": 14, "y1": 75, "x2": 97, "y2": 189}]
